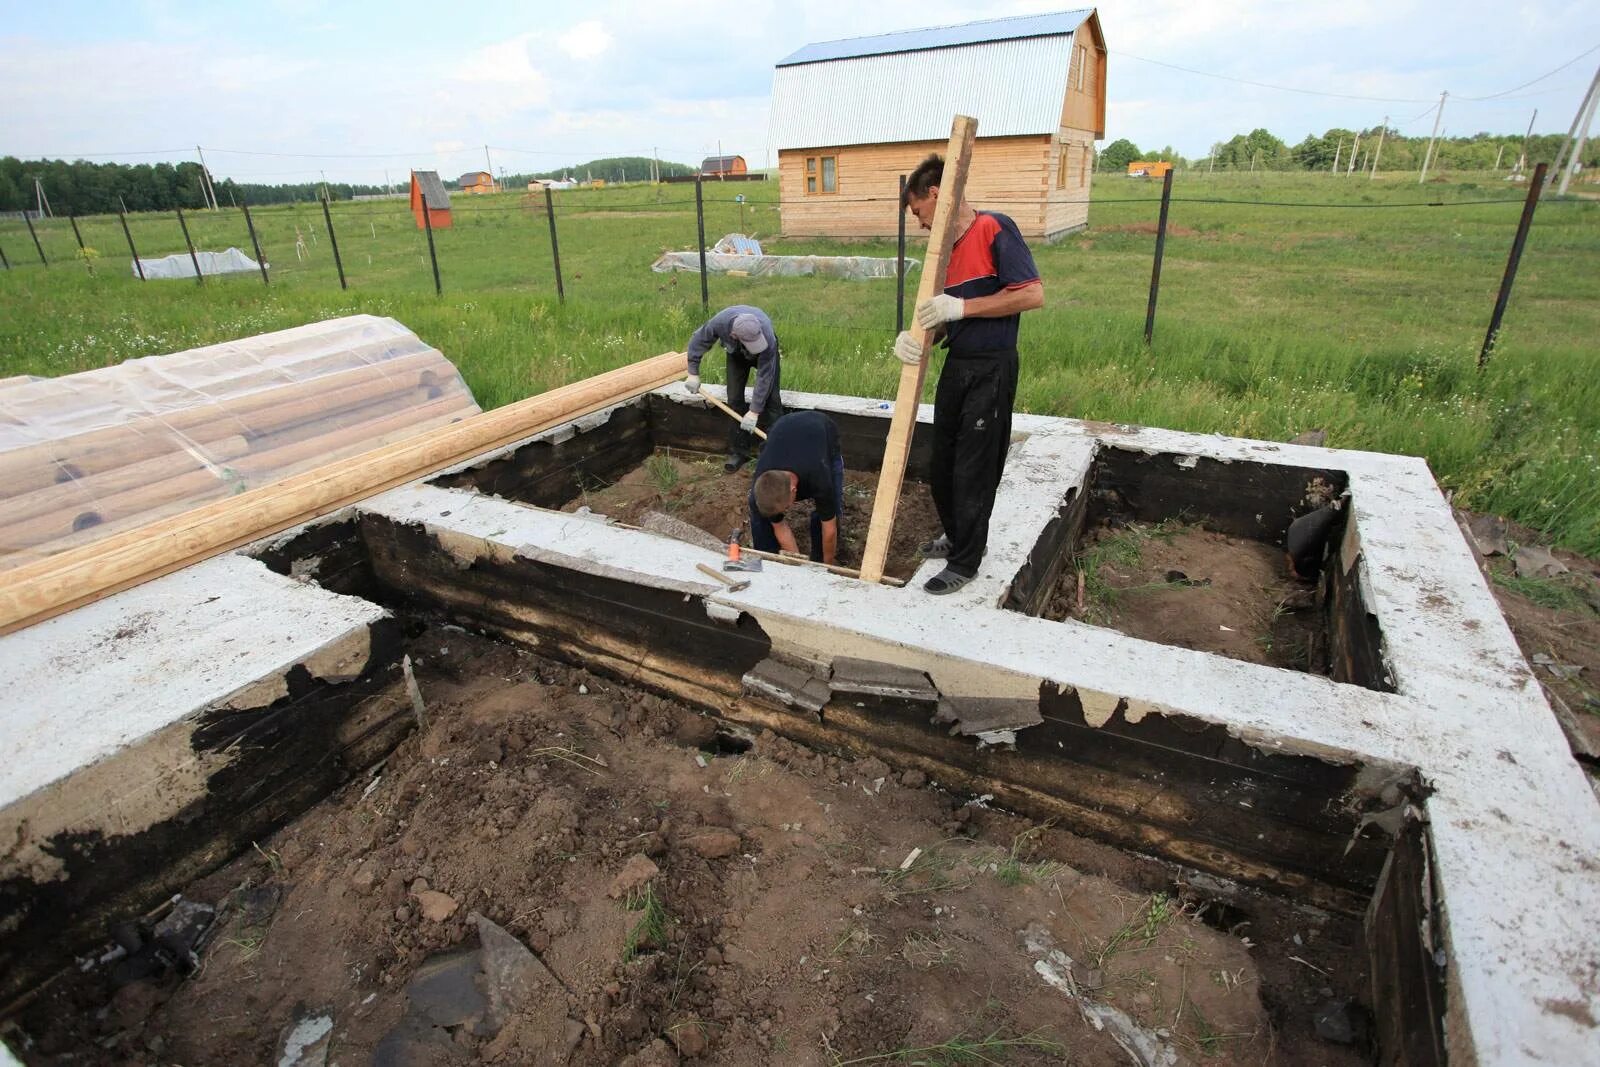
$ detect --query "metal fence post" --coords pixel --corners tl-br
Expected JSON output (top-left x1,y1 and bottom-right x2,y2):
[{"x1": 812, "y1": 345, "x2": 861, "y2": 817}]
[
  {"x1": 1479, "y1": 162, "x2": 1547, "y2": 369},
  {"x1": 23, "y1": 211, "x2": 47, "y2": 267},
  {"x1": 421, "y1": 195, "x2": 442, "y2": 296},
  {"x1": 175, "y1": 206, "x2": 203, "y2": 285},
  {"x1": 120, "y1": 203, "x2": 145, "y2": 280},
  {"x1": 695, "y1": 174, "x2": 709, "y2": 312},
  {"x1": 0, "y1": 235, "x2": 10, "y2": 271},
  {"x1": 241, "y1": 200, "x2": 269, "y2": 286},
  {"x1": 1143, "y1": 169, "x2": 1175, "y2": 345},
  {"x1": 67, "y1": 215, "x2": 93, "y2": 275},
  {"x1": 896, "y1": 174, "x2": 908, "y2": 333},
  {"x1": 544, "y1": 185, "x2": 564, "y2": 302},
  {"x1": 321, "y1": 191, "x2": 347, "y2": 290}
]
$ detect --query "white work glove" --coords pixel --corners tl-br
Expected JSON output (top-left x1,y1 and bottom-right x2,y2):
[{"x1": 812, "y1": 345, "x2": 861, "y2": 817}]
[
  {"x1": 893, "y1": 331, "x2": 923, "y2": 366},
  {"x1": 915, "y1": 293, "x2": 965, "y2": 330},
  {"x1": 685, "y1": 374, "x2": 701, "y2": 394},
  {"x1": 740, "y1": 409, "x2": 759, "y2": 433}
]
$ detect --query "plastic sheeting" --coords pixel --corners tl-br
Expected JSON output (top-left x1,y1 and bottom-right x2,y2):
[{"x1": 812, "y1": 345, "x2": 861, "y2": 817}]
[
  {"x1": 133, "y1": 247, "x2": 265, "y2": 279},
  {"x1": 652, "y1": 232, "x2": 918, "y2": 280},
  {"x1": 0, "y1": 315, "x2": 479, "y2": 569}
]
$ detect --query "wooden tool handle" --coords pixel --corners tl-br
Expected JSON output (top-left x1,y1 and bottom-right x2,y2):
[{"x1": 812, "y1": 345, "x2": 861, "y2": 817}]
[
  {"x1": 699, "y1": 391, "x2": 768, "y2": 441},
  {"x1": 695, "y1": 562, "x2": 736, "y2": 586}
]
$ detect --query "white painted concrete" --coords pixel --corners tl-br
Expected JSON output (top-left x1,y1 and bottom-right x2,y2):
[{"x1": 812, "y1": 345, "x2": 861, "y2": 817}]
[{"x1": 354, "y1": 387, "x2": 1600, "y2": 1065}]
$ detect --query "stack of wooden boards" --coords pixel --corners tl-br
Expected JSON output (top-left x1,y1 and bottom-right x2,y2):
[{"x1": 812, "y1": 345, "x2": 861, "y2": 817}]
[{"x1": 0, "y1": 316, "x2": 479, "y2": 569}]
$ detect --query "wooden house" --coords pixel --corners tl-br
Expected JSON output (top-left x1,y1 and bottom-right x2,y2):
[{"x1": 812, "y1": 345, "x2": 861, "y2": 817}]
[
  {"x1": 770, "y1": 9, "x2": 1106, "y2": 240},
  {"x1": 409, "y1": 171, "x2": 452, "y2": 230},
  {"x1": 456, "y1": 171, "x2": 496, "y2": 195},
  {"x1": 700, "y1": 155, "x2": 748, "y2": 177}
]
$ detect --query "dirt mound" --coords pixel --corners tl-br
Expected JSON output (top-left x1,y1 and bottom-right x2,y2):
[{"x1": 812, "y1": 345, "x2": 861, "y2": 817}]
[{"x1": 18, "y1": 632, "x2": 1368, "y2": 1066}]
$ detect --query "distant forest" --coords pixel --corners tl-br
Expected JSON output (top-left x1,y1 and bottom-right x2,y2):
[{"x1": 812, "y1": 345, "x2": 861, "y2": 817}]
[
  {"x1": 1100, "y1": 126, "x2": 1595, "y2": 173},
  {"x1": 2, "y1": 127, "x2": 1591, "y2": 215}
]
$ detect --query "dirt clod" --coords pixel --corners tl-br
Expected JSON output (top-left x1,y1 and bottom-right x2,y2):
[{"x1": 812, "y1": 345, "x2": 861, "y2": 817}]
[
  {"x1": 684, "y1": 830, "x2": 741, "y2": 859},
  {"x1": 608, "y1": 854, "x2": 661, "y2": 899},
  {"x1": 416, "y1": 890, "x2": 459, "y2": 922}
]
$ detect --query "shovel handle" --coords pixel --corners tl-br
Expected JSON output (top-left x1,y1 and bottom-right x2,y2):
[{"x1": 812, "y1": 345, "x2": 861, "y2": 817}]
[{"x1": 699, "y1": 391, "x2": 769, "y2": 441}]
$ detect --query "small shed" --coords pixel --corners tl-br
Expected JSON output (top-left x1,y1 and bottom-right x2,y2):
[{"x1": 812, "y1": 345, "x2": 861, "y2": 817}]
[
  {"x1": 700, "y1": 155, "x2": 748, "y2": 177},
  {"x1": 771, "y1": 9, "x2": 1107, "y2": 239},
  {"x1": 409, "y1": 171, "x2": 452, "y2": 230},
  {"x1": 457, "y1": 171, "x2": 496, "y2": 194}
]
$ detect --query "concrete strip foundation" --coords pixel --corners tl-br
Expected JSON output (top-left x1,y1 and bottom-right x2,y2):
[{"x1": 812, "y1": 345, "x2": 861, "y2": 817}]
[{"x1": 2, "y1": 384, "x2": 1596, "y2": 1065}]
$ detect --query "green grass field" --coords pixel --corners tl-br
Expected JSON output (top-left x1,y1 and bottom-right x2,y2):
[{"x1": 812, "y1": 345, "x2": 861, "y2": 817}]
[{"x1": 1, "y1": 171, "x2": 1597, "y2": 552}]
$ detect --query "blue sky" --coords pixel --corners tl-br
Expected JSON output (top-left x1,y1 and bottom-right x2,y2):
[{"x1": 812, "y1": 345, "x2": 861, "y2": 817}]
[{"x1": 1, "y1": 0, "x2": 1596, "y2": 183}]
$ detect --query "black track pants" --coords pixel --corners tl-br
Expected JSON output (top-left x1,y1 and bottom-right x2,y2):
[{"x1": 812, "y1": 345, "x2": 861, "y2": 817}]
[
  {"x1": 930, "y1": 350, "x2": 1018, "y2": 576},
  {"x1": 726, "y1": 352, "x2": 783, "y2": 457}
]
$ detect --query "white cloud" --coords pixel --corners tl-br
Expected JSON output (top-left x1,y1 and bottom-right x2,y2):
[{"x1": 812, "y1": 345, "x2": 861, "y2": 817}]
[{"x1": 558, "y1": 20, "x2": 614, "y2": 61}]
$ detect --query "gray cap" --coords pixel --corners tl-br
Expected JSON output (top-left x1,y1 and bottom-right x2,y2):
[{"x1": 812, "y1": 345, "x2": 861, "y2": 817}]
[{"x1": 730, "y1": 313, "x2": 769, "y2": 354}]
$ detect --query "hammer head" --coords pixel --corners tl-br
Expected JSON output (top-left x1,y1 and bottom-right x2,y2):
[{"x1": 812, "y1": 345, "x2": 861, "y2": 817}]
[{"x1": 724, "y1": 576, "x2": 751, "y2": 592}]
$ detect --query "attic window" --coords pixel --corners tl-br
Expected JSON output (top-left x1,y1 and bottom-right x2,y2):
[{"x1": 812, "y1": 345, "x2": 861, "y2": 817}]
[
  {"x1": 805, "y1": 155, "x2": 837, "y2": 195},
  {"x1": 1075, "y1": 45, "x2": 1087, "y2": 91}
]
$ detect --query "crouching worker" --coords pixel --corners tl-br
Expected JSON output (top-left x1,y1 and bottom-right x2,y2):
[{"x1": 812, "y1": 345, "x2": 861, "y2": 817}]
[
  {"x1": 685, "y1": 305, "x2": 784, "y2": 472},
  {"x1": 748, "y1": 411, "x2": 844, "y2": 566}
]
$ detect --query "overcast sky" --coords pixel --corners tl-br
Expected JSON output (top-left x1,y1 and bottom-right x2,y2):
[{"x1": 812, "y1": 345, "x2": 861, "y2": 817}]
[{"x1": 2, "y1": 0, "x2": 1596, "y2": 184}]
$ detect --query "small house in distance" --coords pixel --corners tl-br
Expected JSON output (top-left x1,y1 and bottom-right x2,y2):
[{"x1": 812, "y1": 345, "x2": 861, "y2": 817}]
[
  {"x1": 457, "y1": 171, "x2": 496, "y2": 194},
  {"x1": 409, "y1": 171, "x2": 452, "y2": 230},
  {"x1": 700, "y1": 155, "x2": 748, "y2": 177},
  {"x1": 770, "y1": 9, "x2": 1106, "y2": 240}
]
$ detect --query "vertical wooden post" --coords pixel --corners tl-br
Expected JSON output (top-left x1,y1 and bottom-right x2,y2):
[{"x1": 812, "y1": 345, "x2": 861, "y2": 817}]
[
  {"x1": 544, "y1": 185, "x2": 564, "y2": 302},
  {"x1": 119, "y1": 202, "x2": 144, "y2": 280},
  {"x1": 896, "y1": 174, "x2": 908, "y2": 334},
  {"x1": 321, "y1": 191, "x2": 347, "y2": 290},
  {"x1": 174, "y1": 206, "x2": 202, "y2": 285},
  {"x1": 421, "y1": 196, "x2": 442, "y2": 296},
  {"x1": 695, "y1": 175, "x2": 709, "y2": 312},
  {"x1": 1144, "y1": 169, "x2": 1175, "y2": 345},
  {"x1": 241, "y1": 200, "x2": 269, "y2": 286},
  {"x1": 68, "y1": 214, "x2": 91, "y2": 274},
  {"x1": 1479, "y1": 163, "x2": 1546, "y2": 369},
  {"x1": 0, "y1": 235, "x2": 10, "y2": 270},
  {"x1": 859, "y1": 115, "x2": 978, "y2": 585},
  {"x1": 23, "y1": 211, "x2": 47, "y2": 267}
]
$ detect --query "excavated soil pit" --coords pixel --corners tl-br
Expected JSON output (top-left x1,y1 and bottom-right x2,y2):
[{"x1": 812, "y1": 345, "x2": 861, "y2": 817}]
[
  {"x1": 1043, "y1": 520, "x2": 1325, "y2": 673},
  {"x1": 1007, "y1": 446, "x2": 1390, "y2": 692},
  {"x1": 426, "y1": 394, "x2": 945, "y2": 582},
  {"x1": 556, "y1": 450, "x2": 941, "y2": 582},
  {"x1": 13, "y1": 629, "x2": 1372, "y2": 1067}
]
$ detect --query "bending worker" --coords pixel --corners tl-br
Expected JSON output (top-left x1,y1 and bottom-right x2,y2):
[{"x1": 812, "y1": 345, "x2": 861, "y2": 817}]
[
  {"x1": 892, "y1": 154, "x2": 1044, "y2": 596},
  {"x1": 748, "y1": 410, "x2": 844, "y2": 566},
  {"x1": 685, "y1": 305, "x2": 784, "y2": 472}
]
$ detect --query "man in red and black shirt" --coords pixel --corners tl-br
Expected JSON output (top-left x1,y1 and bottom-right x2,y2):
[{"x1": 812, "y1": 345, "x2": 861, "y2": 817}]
[{"x1": 894, "y1": 153, "x2": 1044, "y2": 595}]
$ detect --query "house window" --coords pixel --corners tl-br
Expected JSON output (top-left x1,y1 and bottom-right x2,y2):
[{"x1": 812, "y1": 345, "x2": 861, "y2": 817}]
[
  {"x1": 804, "y1": 155, "x2": 837, "y2": 195},
  {"x1": 1081, "y1": 143, "x2": 1090, "y2": 186},
  {"x1": 1057, "y1": 143, "x2": 1070, "y2": 189},
  {"x1": 1075, "y1": 46, "x2": 1087, "y2": 91}
]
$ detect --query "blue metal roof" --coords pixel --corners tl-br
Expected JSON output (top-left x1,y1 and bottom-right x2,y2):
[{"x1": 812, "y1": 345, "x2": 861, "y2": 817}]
[{"x1": 776, "y1": 9, "x2": 1092, "y2": 67}]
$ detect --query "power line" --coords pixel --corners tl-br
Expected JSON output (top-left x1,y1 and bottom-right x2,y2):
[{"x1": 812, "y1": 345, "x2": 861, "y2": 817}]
[
  {"x1": 1110, "y1": 50, "x2": 1435, "y2": 103},
  {"x1": 1457, "y1": 43, "x2": 1600, "y2": 100}
]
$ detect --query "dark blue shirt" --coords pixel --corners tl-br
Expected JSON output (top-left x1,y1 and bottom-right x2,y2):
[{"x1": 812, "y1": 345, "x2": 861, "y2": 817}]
[{"x1": 942, "y1": 211, "x2": 1040, "y2": 357}]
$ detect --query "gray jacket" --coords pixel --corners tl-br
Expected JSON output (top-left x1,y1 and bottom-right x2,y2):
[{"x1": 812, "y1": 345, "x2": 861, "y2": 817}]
[{"x1": 686, "y1": 305, "x2": 780, "y2": 412}]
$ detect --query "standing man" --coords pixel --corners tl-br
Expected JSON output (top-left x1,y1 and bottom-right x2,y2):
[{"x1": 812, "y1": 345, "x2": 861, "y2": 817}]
[
  {"x1": 893, "y1": 154, "x2": 1044, "y2": 595},
  {"x1": 748, "y1": 410, "x2": 844, "y2": 566},
  {"x1": 684, "y1": 305, "x2": 784, "y2": 472}
]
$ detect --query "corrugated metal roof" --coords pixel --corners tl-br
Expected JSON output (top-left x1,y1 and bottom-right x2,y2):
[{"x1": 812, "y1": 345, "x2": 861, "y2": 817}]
[
  {"x1": 777, "y1": 9, "x2": 1090, "y2": 67},
  {"x1": 771, "y1": 34, "x2": 1076, "y2": 149},
  {"x1": 412, "y1": 171, "x2": 450, "y2": 210}
]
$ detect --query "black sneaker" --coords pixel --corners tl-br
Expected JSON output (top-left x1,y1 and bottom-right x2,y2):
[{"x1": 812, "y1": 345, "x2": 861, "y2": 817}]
[
  {"x1": 918, "y1": 534, "x2": 952, "y2": 558},
  {"x1": 924, "y1": 567, "x2": 974, "y2": 595},
  {"x1": 723, "y1": 452, "x2": 748, "y2": 473}
]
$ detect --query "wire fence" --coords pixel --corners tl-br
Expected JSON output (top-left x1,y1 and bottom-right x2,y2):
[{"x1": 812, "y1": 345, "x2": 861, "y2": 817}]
[{"x1": 0, "y1": 169, "x2": 1588, "y2": 370}]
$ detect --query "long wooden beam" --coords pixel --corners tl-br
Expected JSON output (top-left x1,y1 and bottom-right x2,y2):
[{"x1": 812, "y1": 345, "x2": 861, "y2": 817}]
[
  {"x1": 0, "y1": 351, "x2": 688, "y2": 635},
  {"x1": 858, "y1": 115, "x2": 977, "y2": 584}
]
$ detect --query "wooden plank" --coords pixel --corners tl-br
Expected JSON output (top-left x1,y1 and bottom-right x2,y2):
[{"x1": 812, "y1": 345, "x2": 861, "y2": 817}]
[
  {"x1": 0, "y1": 352, "x2": 688, "y2": 635},
  {"x1": 858, "y1": 115, "x2": 977, "y2": 584}
]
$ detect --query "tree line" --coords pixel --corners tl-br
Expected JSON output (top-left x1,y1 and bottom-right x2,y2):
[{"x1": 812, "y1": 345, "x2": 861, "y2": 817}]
[{"x1": 1098, "y1": 127, "x2": 1594, "y2": 174}]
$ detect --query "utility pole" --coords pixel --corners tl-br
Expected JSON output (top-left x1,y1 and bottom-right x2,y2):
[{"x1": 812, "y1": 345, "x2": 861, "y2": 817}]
[
  {"x1": 484, "y1": 145, "x2": 496, "y2": 191},
  {"x1": 1370, "y1": 116, "x2": 1388, "y2": 178},
  {"x1": 1332, "y1": 139, "x2": 1343, "y2": 172},
  {"x1": 1348, "y1": 132, "x2": 1361, "y2": 175},
  {"x1": 653, "y1": 146, "x2": 659, "y2": 183},
  {"x1": 1514, "y1": 109, "x2": 1538, "y2": 175},
  {"x1": 1493, "y1": 144, "x2": 1505, "y2": 171},
  {"x1": 33, "y1": 178, "x2": 52, "y2": 218},
  {"x1": 1551, "y1": 65, "x2": 1600, "y2": 196},
  {"x1": 1419, "y1": 91, "x2": 1447, "y2": 183},
  {"x1": 196, "y1": 146, "x2": 218, "y2": 210}
]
